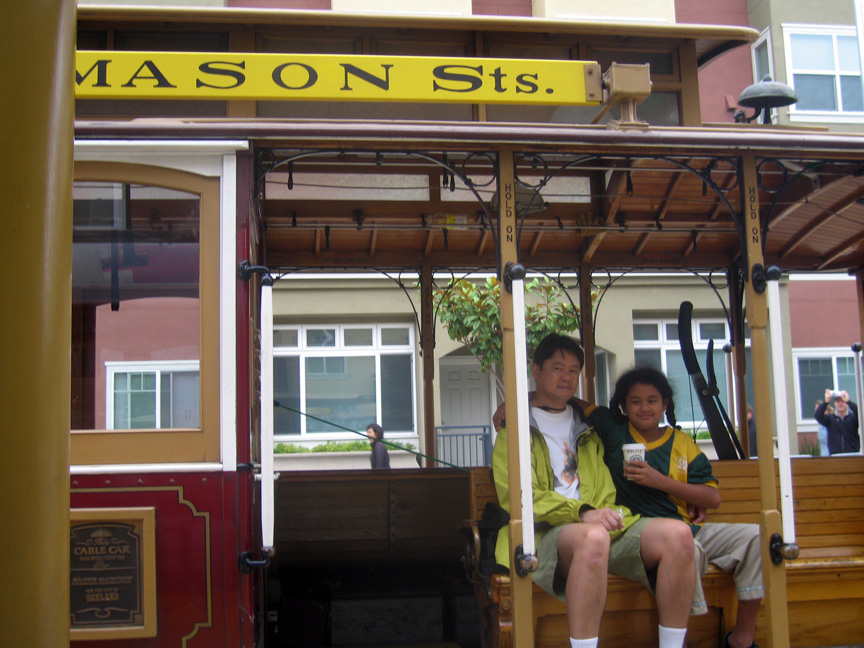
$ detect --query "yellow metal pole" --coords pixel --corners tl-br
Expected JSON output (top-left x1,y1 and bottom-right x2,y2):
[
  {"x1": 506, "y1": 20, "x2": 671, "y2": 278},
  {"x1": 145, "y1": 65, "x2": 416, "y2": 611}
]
[
  {"x1": 0, "y1": 1, "x2": 75, "y2": 646},
  {"x1": 741, "y1": 155, "x2": 790, "y2": 648},
  {"x1": 498, "y1": 149, "x2": 535, "y2": 648}
]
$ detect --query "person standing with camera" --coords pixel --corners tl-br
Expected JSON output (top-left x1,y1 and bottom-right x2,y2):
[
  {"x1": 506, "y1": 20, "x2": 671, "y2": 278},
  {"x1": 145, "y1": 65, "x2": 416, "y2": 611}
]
[{"x1": 815, "y1": 390, "x2": 860, "y2": 455}]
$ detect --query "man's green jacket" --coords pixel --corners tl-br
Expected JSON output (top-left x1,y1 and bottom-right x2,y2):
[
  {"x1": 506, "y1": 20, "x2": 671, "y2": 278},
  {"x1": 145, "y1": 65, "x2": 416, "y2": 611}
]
[{"x1": 492, "y1": 404, "x2": 640, "y2": 568}]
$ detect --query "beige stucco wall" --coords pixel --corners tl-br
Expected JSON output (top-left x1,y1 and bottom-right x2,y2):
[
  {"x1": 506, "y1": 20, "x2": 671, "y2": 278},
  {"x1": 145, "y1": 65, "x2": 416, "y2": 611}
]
[
  {"x1": 592, "y1": 273, "x2": 795, "y2": 450},
  {"x1": 77, "y1": 0, "x2": 226, "y2": 5},
  {"x1": 273, "y1": 272, "x2": 800, "y2": 453},
  {"x1": 747, "y1": 0, "x2": 864, "y2": 132},
  {"x1": 331, "y1": 0, "x2": 472, "y2": 14},
  {"x1": 273, "y1": 274, "x2": 463, "y2": 452},
  {"x1": 533, "y1": 0, "x2": 675, "y2": 21}
]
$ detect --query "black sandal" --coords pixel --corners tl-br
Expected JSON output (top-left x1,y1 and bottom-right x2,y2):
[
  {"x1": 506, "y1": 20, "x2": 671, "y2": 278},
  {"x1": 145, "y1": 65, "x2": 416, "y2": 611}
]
[{"x1": 723, "y1": 631, "x2": 758, "y2": 648}]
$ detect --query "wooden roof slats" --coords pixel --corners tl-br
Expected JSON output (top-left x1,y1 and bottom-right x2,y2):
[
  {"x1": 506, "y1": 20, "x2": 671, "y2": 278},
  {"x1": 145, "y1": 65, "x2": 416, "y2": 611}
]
[
  {"x1": 777, "y1": 182, "x2": 864, "y2": 261},
  {"x1": 817, "y1": 230, "x2": 864, "y2": 271},
  {"x1": 630, "y1": 165, "x2": 689, "y2": 257},
  {"x1": 768, "y1": 173, "x2": 849, "y2": 231},
  {"x1": 249, "y1": 144, "x2": 864, "y2": 274}
]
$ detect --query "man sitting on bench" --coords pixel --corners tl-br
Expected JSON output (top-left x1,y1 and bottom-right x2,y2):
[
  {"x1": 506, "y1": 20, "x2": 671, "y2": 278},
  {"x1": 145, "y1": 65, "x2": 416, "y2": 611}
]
[{"x1": 492, "y1": 334, "x2": 698, "y2": 648}]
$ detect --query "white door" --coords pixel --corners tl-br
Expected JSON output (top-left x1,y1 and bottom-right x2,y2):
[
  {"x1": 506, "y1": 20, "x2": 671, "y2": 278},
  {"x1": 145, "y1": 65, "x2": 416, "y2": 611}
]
[{"x1": 439, "y1": 355, "x2": 493, "y2": 466}]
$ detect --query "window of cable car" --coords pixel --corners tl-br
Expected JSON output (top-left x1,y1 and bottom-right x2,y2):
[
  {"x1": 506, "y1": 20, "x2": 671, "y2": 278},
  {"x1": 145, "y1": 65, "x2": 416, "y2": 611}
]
[{"x1": 71, "y1": 181, "x2": 200, "y2": 431}]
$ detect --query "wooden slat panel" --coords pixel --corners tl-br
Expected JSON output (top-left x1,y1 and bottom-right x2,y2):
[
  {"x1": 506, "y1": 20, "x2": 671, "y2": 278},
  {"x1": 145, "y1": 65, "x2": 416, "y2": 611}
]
[{"x1": 275, "y1": 469, "x2": 469, "y2": 564}]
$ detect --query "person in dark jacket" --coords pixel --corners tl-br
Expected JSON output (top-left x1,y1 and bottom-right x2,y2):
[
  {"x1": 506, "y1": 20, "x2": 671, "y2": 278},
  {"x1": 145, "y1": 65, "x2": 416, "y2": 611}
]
[
  {"x1": 746, "y1": 404, "x2": 757, "y2": 458},
  {"x1": 815, "y1": 389, "x2": 860, "y2": 454},
  {"x1": 367, "y1": 423, "x2": 390, "y2": 469}
]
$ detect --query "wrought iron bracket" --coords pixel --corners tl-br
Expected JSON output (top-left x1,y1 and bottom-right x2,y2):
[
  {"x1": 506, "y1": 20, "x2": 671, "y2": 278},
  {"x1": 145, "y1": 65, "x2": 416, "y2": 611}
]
[
  {"x1": 750, "y1": 263, "x2": 782, "y2": 294},
  {"x1": 238, "y1": 259, "x2": 271, "y2": 282},
  {"x1": 503, "y1": 262, "x2": 526, "y2": 293},
  {"x1": 239, "y1": 550, "x2": 272, "y2": 573}
]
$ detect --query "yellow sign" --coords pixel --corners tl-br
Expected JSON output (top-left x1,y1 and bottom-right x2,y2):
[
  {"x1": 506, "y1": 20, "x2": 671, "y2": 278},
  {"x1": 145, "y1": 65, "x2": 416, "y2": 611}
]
[{"x1": 76, "y1": 51, "x2": 602, "y2": 105}]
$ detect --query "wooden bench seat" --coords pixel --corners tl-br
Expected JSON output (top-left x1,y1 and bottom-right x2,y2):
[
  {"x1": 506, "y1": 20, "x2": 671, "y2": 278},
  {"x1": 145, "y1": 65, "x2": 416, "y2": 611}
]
[{"x1": 462, "y1": 456, "x2": 864, "y2": 648}]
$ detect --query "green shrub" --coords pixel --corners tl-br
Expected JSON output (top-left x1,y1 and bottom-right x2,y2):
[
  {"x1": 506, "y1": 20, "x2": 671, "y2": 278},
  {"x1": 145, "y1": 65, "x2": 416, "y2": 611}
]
[
  {"x1": 310, "y1": 440, "x2": 372, "y2": 453},
  {"x1": 274, "y1": 443, "x2": 310, "y2": 454},
  {"x1": 798, "y1": 438, "x2": 821, "y2": 457},
  {"x1": 274, "y1": 440, "x2": 416, "y2": 454},
  {"x1": 386, "y1": 441, "x2": 416, "y2": 452}
]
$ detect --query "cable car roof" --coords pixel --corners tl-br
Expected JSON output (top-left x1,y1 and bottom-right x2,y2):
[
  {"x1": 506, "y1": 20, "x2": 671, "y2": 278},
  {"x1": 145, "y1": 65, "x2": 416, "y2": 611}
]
[{"x1": 76, "y1": 118, "x2": 864, "y2": 276}]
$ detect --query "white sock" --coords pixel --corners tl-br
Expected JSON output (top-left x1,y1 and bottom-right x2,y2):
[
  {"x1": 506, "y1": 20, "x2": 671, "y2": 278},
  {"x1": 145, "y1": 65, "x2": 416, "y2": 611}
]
[
  {"x1": 658, "y1": 624, "x2": 687, "y2": 648},
  {"x1": 569, "y1": 638, "x2": 598, "y2": 648}
]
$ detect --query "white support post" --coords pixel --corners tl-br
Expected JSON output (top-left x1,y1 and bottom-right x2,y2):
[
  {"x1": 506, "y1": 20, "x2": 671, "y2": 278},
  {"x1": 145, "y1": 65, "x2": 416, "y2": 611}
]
[
  {"x1": 854, "y1": 344, "x2": 864, "y2": 454},
  {"x1": 511, "y1": 276, "x2": 535, "y2": 557},
  {"x1": 258, "y1": 279, "x2": 276, "y2": 552},
  {"x1": 767, "y1": 281, "x2": 795, "y2": 542}
]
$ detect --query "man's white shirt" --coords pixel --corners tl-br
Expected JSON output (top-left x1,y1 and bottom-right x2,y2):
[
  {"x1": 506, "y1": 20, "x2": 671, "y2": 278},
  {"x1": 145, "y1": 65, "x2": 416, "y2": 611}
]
[{"x1": 531, "y1": 405, "x2": 585, "y2": 500}]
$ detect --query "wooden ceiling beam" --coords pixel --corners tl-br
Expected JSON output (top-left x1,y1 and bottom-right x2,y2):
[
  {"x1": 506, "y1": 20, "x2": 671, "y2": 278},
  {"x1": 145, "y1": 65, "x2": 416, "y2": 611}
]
[
  {"x1": 634, "y1": 232, "x2": 651, "y2": 257},
  {"x1": 529, "y1": 230, "x2": 544, "y2": 256},
  {"x1": 263, "y1": 247, "x2": 737, "y2": 271},
  {"x1": 602, "y1": 167, "x2": 628, "y2": 225},
  {"x1": 476, "y1": 230, "x2": 490, "y2": 256},
  {"x1": 424, "y1": 230, "x2": 435, "y2": 257},
  {"x1": 582, "y1": 232, "x2": 606, "y2": 264}
]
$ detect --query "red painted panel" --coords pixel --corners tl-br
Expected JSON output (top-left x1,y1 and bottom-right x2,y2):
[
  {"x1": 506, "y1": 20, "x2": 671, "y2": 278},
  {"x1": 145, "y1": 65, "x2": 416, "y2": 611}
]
[{"x1": 71, "y1": 470, "x2": 252, "y2": 648}]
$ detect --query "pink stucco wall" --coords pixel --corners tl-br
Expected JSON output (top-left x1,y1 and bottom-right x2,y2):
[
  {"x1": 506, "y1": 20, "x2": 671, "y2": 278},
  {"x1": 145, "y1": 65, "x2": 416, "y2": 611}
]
[
  {"x1": 471, "y1": 0, "x2": 530, "y2": 15},
  {"x1": 676, "y1": 0, "x2": 754, "y2": 124},
  {"x1": 788, "y1": 279, "x2": 860, "y2": 348},
  {"x1": 94, "y1": 297, "x2": 200, "y2": 428}
]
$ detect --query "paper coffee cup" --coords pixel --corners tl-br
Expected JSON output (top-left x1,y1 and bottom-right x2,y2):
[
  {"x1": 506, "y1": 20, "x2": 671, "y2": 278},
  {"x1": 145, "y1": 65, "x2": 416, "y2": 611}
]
[{"x1": 622, "y1": 443, "x2": 646, "y2": 463}]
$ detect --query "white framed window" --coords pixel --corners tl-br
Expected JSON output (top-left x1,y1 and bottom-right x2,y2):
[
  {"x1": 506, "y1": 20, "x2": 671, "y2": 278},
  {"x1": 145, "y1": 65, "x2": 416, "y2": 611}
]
[
  {"x1": 106, "y1": 360, "x2": 200, "y2": 429},
  {"x1": 752, "y1": 28, "x2": 774, "y2": 83},
  {"x1": 273, "y1": 323, "x2": 416, "y2": 438},
  {"x1": 594, "y1": 349, "x2": 610, "y2": 409},
  {"x1": 632, "y1": 318, "x2": 753, "y2": 431},
  {"x1": 783, "y1": 24, "x2": 864, "y2": 122},
  {"x1": 750, "y1": 28, "x2": 779, "y2": 123},
  {"x1": 793, "y1": 349, "x2": 858, "y2": 425}
]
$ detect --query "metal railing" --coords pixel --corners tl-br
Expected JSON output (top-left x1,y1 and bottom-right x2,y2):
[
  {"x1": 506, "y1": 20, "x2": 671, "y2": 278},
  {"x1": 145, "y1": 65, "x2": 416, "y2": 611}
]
[{"x1": 435, "y1": 425, "x2": 493, "y2": 467}]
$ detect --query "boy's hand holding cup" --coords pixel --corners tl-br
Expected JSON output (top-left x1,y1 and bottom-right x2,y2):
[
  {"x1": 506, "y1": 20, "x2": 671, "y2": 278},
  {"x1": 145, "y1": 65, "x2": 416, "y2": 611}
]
[{"x1": 622, "y1": 443, "x2": 646, "y2": 479}]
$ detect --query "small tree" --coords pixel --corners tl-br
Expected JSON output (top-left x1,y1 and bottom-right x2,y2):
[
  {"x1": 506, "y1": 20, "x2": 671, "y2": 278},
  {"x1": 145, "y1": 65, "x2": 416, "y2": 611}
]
[{"x1": 434, "y1": 276, "x2": 594, "y2": 396}]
